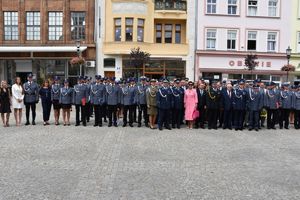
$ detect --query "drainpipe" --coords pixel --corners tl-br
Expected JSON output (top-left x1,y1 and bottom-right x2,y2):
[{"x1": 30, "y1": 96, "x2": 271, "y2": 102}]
[{"x1": 194, "y1": 0, "x2": 199, "y2": 81}]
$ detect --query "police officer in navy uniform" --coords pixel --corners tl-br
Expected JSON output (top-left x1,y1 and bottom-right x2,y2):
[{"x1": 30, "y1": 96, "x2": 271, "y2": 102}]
[
  {"x1": 292, "y1": 85, "x2": 300, "y2": 129},
  {"x1": 84, "y1": 76, "x2": 92, "y2": 123},
  {"x1": 121, "y1": 78, "x2": 136, "y2": 127},
  {"x1": 51, "y1": 76, "x2": 62, "y2": 125},
  {"x1": 247, "y1": 84, "x2": 263, "y2": 131},
  {"x1": 90, "y1": 75, "x2": 106, "y2": 127},
  {"x1": 136, "y1": 76, "x2": 149, "y2": 127},
  {"x1": 206, "y1": 80, "x2": 221, "y2": 129},
  {"x1": 156, "y1": 78, "x2": 173, "y2": 130},
  {"x1": 73, "y1": 76, "x2": 88, "y2": 126},
  {"x1": 102, "y1": 77, "x2": 108, "y2": 123},
  {"x1": 279, "y1": 82, "x2": 293, "y2": 129},
  {"x1": 23, "y1": 73, "x2": 39, "y2": 125},
  {"x1": 264, "y1": 82, "x2": 279, "y2": 129},
  {"x1": 106, "y1": 77, "x2": 120, "y2": 127},
  {"x1": 171, "y1": 79, "x2": 184, "y2": 129},
  {"x1": 232, "y1": 79, "x2": 247, "y2": 131}
]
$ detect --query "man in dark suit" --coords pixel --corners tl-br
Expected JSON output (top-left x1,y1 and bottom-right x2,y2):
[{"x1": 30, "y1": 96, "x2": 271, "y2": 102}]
[
  {"x1": 196, "y1": 81, "x2": 206, "y2": 129},
  {"x1": 222, "y1": 82, "x2": 233, "y2": 129}
]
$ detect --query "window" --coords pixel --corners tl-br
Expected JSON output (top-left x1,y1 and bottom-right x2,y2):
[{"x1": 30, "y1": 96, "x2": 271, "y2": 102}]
[
  {"x1": 165, "y1": 24, "x2": 173, "y2": 43},
  {"x1": 26, "y1": 12, "x2": 40, "y2": 40},
  {"x1": 114, "y1": 18, "x2": 121, "y2": 41},
  {"x1": 48, "y1": 12, "x2": 63, "y2": 41},
  {"x1": 297, "y1": 32, "x2": 300, "y2": 52},
  {"x1": 247, "y1": 31, "x2": 257, "y2": 50},
  {"x1": 137, "y1": 19, "x2": 144, "y2": 42},
  {"x1": 4, "y1": 12, "x2": 18, "y2": 40},
  {"x1": 268, "y1": 0, "x2": 278, "y2": 17},
  {"x1": 227, "y1": 30, "x2": 237, "y2": 50},
  {"x1": 125, "y1": 18, "x2": 133, "y2": 41},
  {"x1": 175, "y1": 24, "x2": 181, "y2": 44},
  {"x1": 156, "y1": 24, "x2": 162, "y2": 43},
  {"x1": 104, "y1": 58, "x2": 116, "y2": 68},
  {"x1": 248, "y1": 0, "x2": 257, "y2": 16},
  {"x1": 207, "y1": 0, "x2": 217, "y2": 14},
  {"x1": 228, "y1": 0, "x2": 237, "y2": 15},
  {"x1": 206, "y1": 29, "x2": 216, "y2": 49},
  {"x1": 267, "y1": 32, "x2": 277, "y2": 52},
  {"x1": 71, "y1": 12, "x2": 85, "y2": 40}
]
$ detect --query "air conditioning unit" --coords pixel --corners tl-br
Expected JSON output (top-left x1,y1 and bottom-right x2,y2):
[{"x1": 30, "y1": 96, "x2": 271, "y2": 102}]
[{"x1": 86, "y1": 61, "x2": 96, "y2": 68}]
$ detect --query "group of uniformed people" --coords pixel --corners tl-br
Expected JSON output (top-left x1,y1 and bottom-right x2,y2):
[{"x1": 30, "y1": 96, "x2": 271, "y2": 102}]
[{"x1": 3, "y1": 72, "x2": 300, "y2": 131}]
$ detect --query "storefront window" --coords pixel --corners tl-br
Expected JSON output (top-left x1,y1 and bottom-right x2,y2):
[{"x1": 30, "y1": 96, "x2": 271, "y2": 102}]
[
  {"x1": 228, "y1": 74, "x2": 242, "y2": 80},
  {"x1": 257, "y1": 74, "x2": 271, "y2": 81},
  {"x1": 35, "y1": 60, "x2": 66, "y2": 83}
]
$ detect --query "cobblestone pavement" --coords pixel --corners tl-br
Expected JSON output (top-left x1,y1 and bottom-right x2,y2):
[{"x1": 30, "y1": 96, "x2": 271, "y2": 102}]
[{"x1": 0, "y1": 106, "x2": 300, "y2": 200}]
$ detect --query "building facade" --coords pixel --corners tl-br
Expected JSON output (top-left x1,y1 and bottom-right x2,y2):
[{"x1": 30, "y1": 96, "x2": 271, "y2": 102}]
[
  {"x1": 98, "y1": 0, "x2": 195, "y2": 80},
  {"x1": 0, "y1": 0, "x2": 96, "y2": 86},
  {"x1": 291, "y1": 0, "x2": 300, "y2": 79},
  {"x1": 196, "y1": 0, "x2": 292, "y2": 83}
]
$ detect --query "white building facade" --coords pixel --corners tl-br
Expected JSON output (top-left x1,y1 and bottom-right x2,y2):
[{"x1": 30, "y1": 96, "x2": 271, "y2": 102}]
[{"x1": 196, "y1": 0, "x2": 292, "y2": 83}]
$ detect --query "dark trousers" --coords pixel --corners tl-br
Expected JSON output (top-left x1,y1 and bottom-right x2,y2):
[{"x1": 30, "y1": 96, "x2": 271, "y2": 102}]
[
  {"x1": 107, "y1": 105, "x2": 117, "y2": 125},
  {"x1": 25, "y1": 102, "x2": 36, "y2": 122},
  {"x1": 158, "y1": 108, "x2": 170, "y2": 129},
  {"x1": 218, "y1": 109, "x2": 224, "y2": 127},
  {"x1": 41, "y1": 101, "x2": 52, "y2": 122},
  {"x1": 94, "y1": 105, "x2": 104, "y2": 125},
  {"x1": 233, "y1": 110, "x2": 245, "y2": 129},
  {"x1": 223, "y1": 109, "x2": 233, "y2": 129},
  {"x1": 75, "y1": 104, "x2": 86, "y2": 125},
  {"x1": 138, "y1": 104, "x2": 148, "y2": 125},
  {"x1": 294, "y1": 110, "x2": 300, "y2": 129},
  {"x1": 172, "y1": 108, "x2": 183, "y2": 128},
  {"x1": 279, "y1": 108, "x2": 290, "y2": 128},
  {"x1": 123, "y1": 105, "x2": 134, "y2": 125},
  {"x1": 207, "y1": 108, "x2": 218, "y2": 129},
  {"x1": 86, "y1": 102, "x2": 91, "y2": 122},
  {"x1": 249, "y1": 110, "x2": 259, "y2": 129},
  {"x1": 267, "y1": 109, "x2": 277, "y2": 128},
  {"x1": 103, "y1": 104, "x2": 107, "y2": 121},
  {"x1": 196, "y1": 107, "x2": 206, "y2": 128}
]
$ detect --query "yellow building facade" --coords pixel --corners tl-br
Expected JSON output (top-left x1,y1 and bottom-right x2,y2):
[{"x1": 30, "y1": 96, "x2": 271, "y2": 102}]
[
  {"x1": 291, "y1": 0, "x2": 300, "y2": 79},
  {"x1": 99, "y1": 0, "x2": 194, "y2": 80}
]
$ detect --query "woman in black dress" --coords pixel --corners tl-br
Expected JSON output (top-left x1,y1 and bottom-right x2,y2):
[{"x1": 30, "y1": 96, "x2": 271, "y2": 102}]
[
  {"x1": 39, "y1": 80, "x2": 52, "y2": 125},
  {"x1": 0, "y1": 80, "x2": 12, "y2": 127}
]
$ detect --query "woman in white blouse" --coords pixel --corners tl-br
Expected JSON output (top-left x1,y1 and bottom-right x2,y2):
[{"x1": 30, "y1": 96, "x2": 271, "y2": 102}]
[{"x1": 12, "y1": 77, "x2": 24, "y2": 126}]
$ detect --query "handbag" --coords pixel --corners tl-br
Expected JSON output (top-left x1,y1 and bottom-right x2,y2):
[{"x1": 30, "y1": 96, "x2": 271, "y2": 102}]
[{"x1": 192, "y1": 110, "x2": 200, "y2": 120}]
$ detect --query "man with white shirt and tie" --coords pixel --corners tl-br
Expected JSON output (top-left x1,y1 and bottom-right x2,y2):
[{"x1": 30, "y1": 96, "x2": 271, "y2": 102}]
[
  {"x1": 23, "y1": 73, "x2": 39, "y2": 125},
  {"x1": 196, "y1": 82, "x2": 207, "y2": 129}
]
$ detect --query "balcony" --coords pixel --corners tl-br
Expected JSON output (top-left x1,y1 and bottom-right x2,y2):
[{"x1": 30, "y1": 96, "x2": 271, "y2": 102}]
[{"x1": 155, "y1": 0, "x2": 187, "y2": 11}]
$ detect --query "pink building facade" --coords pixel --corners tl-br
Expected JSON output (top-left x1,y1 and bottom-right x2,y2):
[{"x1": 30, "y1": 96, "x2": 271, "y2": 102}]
[{"x1": 196, "y1": 0, "x2": 292, "y2": 83}]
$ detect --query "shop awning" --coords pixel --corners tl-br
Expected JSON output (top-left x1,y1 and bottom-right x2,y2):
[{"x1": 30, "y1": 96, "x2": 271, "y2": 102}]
[{"x1": 0, "y1": 46, "x2": 87, "y2": 52}]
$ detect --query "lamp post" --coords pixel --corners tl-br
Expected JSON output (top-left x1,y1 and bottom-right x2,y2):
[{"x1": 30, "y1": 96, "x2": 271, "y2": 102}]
[
  {"x1": 76, "y1": 40, "x2": 82, "y2": 76},
  {"x1": 286, "y1": 46, "x2": 292, "y2": 82}
]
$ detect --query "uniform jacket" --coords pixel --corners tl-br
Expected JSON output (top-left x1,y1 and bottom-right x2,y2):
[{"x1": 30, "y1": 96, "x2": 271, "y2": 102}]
[
  {"x1": 232, "y1": 88, "x2": 247, "y2": 110},
  {"x1": 264, "y1": 89, "x2": 280, "y2": 109},
  {"x1": 247, "y1": 89, "x2": 263, "y2": 111},
  {"x1": 292, "y1": 91, "x2": 300, "y2": 110},
  {"x1": 206, "y1": 88, "x2": 221, "y2": 109},
  {"x1": 90, "y1": 83, "x2": 106, "y2": 106},
  {"x1": 170, "y1": 86, "x2": 184, "y2": 110},
  {"x1": 51, "y1": 84, "x2": 61, "y2": 101},
  {"x1": 23, "y1": 81, "x2": 39, "y2": 103},
  {"x1": 106, "y1": 84, "x2": 121, "y2": 106},
  {"x1": 73, "y1": 84, "x2": 88, "y2": 105},
  {"x1": 135, "y1": 84, "x2": 148, "y2": 105},
  {"x1": 156, "y1": 86, "x2": 173, "y2": 110},
  {"x1": 121, "y1": 85, "x2": 136, "y2": 106},
  {"x1": 59, "y1": 87, "x2": 74, "y2": 105},
  {"x1": 146, "y1": 86, "x2": 158, "y2": 107},
  {"x1": 279, "y1": 90, "x2": 293, "y2": 109}
]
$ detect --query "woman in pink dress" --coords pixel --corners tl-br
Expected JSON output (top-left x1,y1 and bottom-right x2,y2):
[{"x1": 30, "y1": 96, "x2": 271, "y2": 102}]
[{"x1": 184, "y1": 81, "x2": 198, "y2": 129}]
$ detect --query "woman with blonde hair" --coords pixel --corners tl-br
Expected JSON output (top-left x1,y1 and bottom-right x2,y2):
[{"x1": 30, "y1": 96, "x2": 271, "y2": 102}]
[
  {"x1": 12, "y1": 77, "x2": 24, "y2": 126},
  {"x1": 0, "y1": 80, "x2": 11, "y2": 127}
]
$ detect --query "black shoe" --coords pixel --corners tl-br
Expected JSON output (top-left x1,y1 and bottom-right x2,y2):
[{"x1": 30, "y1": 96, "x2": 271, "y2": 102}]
[
  {"x1": 129, "y1": 124, "x2": 134, "y2": 127},
  {"x1": 83, "y1": 123, "x2": 86, "y2": 127},
  {"x1": 280, "y1": 126, "x2": 283, "y2": 129},
  {"x1": 104, "y1": 119, "x2": 107, "y2": 123},
  {"x1": 208, "y1": 127, "x2": 211, "y2": 130},
  {"x1": 114, "y1": 124, "x2": 118, "y2": 127},
  {"x1": 75, "y1": 123, "x2": 80, "y2": 126},
  {"x1": 138, "y1": 124, "x2": 141, "y2": 127},
  {"x1": 94, "y1": 124, "x2": 98, "y2": 127},
  {"x1": 166, "y1": 127, "x2": 171, "y2": 130},
  {"x1": 248, "y1": 128, "x2": 252, "y2": 131},
  {"x1": 99, "y1": 124, "x2": 102, "y2": 127},
  {"x1": 255, "y1": 128, "x2": 259, "y2": 131},
  {"x1": 272, "y1": 127, "x2": 276, "y2": 130},
  {"x1": 108, "y1": 124, "x2": 112, "y2": 127},
  {"x1": 122, "y1": 124, "x2": 127, "y2": 127},
  {"x1": 145, "y1": 123, "x2": 149, "y2": 128},
  {"x1": 159, "y1": 127, "x2": 163, "y2": 131},
  {"x1": 25, "y1": 121, "x2": 30, "y2": 126},
  {"x1": 228, "y1": 128, "x2": 232, "y2": 130},
  {"x1": 235, "y1": 128, "x2": 239, "y2": 131},
  {"x1": 285, "y1": 126, "x2": 289, "y2": 129}
]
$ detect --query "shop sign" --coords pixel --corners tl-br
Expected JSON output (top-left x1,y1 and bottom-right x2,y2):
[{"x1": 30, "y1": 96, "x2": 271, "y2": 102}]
[{"x1": 229, "y1": 60, "x2": 272, "y2": 68}]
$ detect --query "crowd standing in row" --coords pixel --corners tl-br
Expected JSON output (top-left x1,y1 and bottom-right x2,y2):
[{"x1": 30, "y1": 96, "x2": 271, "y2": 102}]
[{"x1": 1, "y1": 73, "x2": 300, "y2": 131}]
